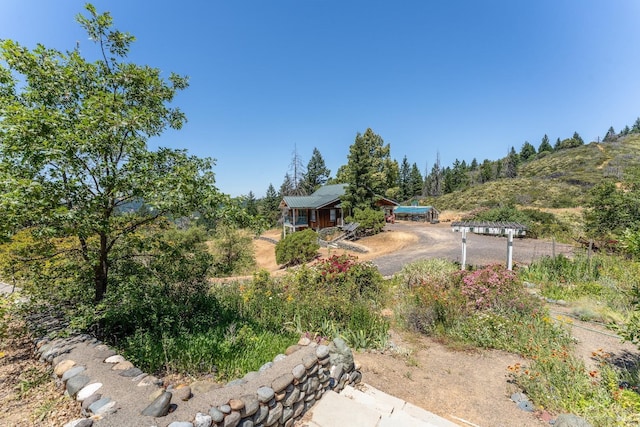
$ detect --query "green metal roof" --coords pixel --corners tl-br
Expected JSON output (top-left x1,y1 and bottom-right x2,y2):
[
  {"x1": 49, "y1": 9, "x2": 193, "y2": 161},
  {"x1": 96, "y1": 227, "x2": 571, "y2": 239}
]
[
  {"x1": 394, "y1": 206, "x2": 436, "y2": 214},
  {"x1": 282, "y1": 184, "x2": 347, "y2": 209}
]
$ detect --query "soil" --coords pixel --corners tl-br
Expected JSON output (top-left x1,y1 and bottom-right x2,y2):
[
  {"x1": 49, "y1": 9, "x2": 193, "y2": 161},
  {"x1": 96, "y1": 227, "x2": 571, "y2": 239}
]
[{"x1": 1, "y1": 218, "x2": 637, "y2": 426}]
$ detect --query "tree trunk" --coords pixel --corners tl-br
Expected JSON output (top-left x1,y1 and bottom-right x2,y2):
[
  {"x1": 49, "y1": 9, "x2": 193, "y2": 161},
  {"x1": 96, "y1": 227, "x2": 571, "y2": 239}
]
[{"x1": 94, "y1": 233, "x2": 109, "y2": 302}]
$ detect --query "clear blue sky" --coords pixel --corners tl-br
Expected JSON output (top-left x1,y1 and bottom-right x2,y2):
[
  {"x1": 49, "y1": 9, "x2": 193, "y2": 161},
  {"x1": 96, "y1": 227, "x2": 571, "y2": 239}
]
[{"x1": 2, "y1": 1, "x2": 640, "y2": 197}]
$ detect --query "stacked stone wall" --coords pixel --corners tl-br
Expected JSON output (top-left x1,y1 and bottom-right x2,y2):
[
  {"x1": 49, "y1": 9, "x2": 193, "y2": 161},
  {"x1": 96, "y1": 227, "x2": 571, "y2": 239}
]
[{"x1": 33, "y1": 321, "x2": 361, "y2": 427}]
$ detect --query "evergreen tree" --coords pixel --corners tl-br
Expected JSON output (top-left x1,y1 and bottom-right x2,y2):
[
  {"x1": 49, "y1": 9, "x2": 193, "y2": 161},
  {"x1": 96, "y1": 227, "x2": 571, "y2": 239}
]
[
  {"x1": 279, "y1": 173, "x2": 294, "y2": 196},
  {"x1": 245, "y1": 191, "x2": 258, "y2": 216},
  {"x1": 604, "y1": 126, "x2": 617, "y2": 142},
  {"x1": 399, "y1": 156, "x2": 411, "y2": 201},
  {"x1": 479, "y1": 159, "x2": 493, "y2": 183},
  {"x1": 470, "y1": 158, "x2": 478, "y2": 170},
  {"x1": 554, "y1": 137, "x2": 562, "y2": 150},
  {"x1": 538, "y1": 134, "x2": 553, "y2": 153},
  {"x1": 342, "y1": 128, "x2": 392, "y2": 212},
  {"x1": 520, "y1": 141, "x2": 537, "y2": 161},
  {"x1": 301, "y1": 147, "x2": 330, "y2": 194},
  {"x1": 260, "y1": 183, "x2": 280, "y2": 225},
  {"x1": 621, "y1": 125, "x2": 631, "y2": 136},
  {"x1": 409, "y1": 163, "x2": 423, "y2": 198},
  {"x1": 632, "y1": 118, "x2": 640, "y2": 133},
  {"x1": 572, "y1": 131, "x2": 584, "y2": 145}
]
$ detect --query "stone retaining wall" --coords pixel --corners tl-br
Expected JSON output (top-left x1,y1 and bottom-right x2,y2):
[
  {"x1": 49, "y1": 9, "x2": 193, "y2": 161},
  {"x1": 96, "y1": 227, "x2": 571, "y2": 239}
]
[{"x1": 32, "y1": 317, "x2": 361, "y2": 427}]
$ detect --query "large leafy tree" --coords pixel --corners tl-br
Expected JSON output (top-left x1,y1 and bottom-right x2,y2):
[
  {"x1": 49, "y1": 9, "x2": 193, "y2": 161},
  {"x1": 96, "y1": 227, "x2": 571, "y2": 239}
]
[
  {"x1": 342, "y1": 128, "x2": 392, "y2": 212},
  {"x1": 0, "y1": 5, "x2": 219, "y2": 302},
  {"x1": 301, "y1": 147, "x2": 330, "y2": 194}
]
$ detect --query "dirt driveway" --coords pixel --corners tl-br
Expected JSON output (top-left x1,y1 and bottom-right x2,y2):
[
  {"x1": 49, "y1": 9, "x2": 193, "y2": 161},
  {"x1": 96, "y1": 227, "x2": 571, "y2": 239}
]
[{"x1": 371, "y1": 221, "x2": 574, "y2": 276}]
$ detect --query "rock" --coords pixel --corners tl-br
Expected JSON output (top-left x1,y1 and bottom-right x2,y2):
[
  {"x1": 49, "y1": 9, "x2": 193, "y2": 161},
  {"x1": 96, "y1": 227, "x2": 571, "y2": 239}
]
[
  {"x1": 298, "y1": 336, "x2": 311, "y2": 346},
  {"x1": 302, "y1": 354, "x2": 317, "y2": 369},
  {"x1": 92, "y1": 399, "x2": 116, "y2": 415},
  {"x1": 191, "y1": 380, "x2": 221, "y2": 394},
  {"x1": 517, "y1": 400, "x2": 534, "y2": 412},
  {"x1": 112, "y1": 360, "x2": 134, "y2": 371},
  {"x1": 510, "y1": 392, "x2": 528, "y2": 403},
  {"x1": 282, "y1": 407, "x2": 294, "y2": 423},
  {"x1": 208, "y1": 407, "x2": 224, "y2": 423},
  {"x1": 265, "y1": 402, "x2": 283, "y2": 426},
  {"x1": 168, "y1": 423, "x2": 193, "y2": 427},
  {"x1": 88, "y1": 397, "x2": 112, "y2": 414},
  {"x1": 554, "y1": 414, "x2": 593, "y2": 427},
  {"x1": 61, "y1": 366, "x2": 86, "y2": 382},
  {"x1": 259, "y1": 361, "x2": 274, "y2": 372},
  {"x1": 81, "y1": 393, "x2": 101, "y2": 412},
  {"x1": 104, "y1": 355, "x2": 125, "y2": 363},
  {"x1": 272, "y1": 373, "x2": 294, "y2": 393},
  {"x1": 63, "y1": 419, "x2": 93, "y2": 427},
  {"x1": 66, "y1": 375, "x2": 91, "y2": 398},
  {"x1": 226, "y1": 378, "x2": 247, "y2": 386},
  {"x1": 194, "y1": 412, "x2": 212, "y2": 427},
  {"x1": 76, "y1": 382, "x2": 102, "y2": 401},
  {"x1": 316, "y1": 345, "x2": 329, "y2": 359},
  {"x1": 148, "y1": 388, "x2": 165, "y2": 401},
  {"x1": 257, "y1": 386, "x2": 275, "y2": 403},
  {"x1": 292, "y1": 364, "x2": 306, "y2": 380},
  {"x1": 138, "y1": 375, "x2": 163, "y2": 387},
  {"x1": 141, "y1": 391, "x2": 172, "y2": 417},
  {"x1": 254, "y1": 404, "x2": 268, "y2": 423},
  {"x1": 240, "y1": 394, "x2": 259, "y2": 417},
  {"x1": 54, "y1": 360, "x2": 76, "y2": 377},
  {"x1": 328, "y1": 337, "x2": 354, "y2": 372},
  {"x1": 223, "y1": 411, "x2": 240, "y2": 427},
  {"x1": 349, "y1": 370, "x2": 362, "y2": 384},
  {"x1": 119, "y1": 367, "x2": 143, "y2": 377},
  {"x1": 229, "y1": 398, "x2": 244, "y2": 411},
  {"x1": 273, "y1": 353, "x2": 286, "y2": 363},
  {"x1": 243, "y1": 371, "x2": 259, "y2": 382},
  {"x1": 174, "y1": 385, "x2": 192, "y2": 401},
  {"x1": 283, "y1": 388, "x2": 300, "y2": 407},
  {"x1": 219, "y1": 404, "x2": 231, "y2": 414},
  {"x1": 285, "y1": 345, "x2": 300, "y2": 355}
]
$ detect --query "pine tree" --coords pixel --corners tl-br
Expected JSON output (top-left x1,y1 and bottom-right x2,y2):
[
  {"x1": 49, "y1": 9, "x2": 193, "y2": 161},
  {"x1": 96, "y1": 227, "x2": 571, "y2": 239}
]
[
  {"x1": 603, "y1": 126, "x2": 616, "y2": 142},
  {"x1": 409, "y1": 163, "x2": 423, "y2": 199},
  {"x1": 260, "y1": 183, "x2": 280, "y2": 225},
  {"x1": 538, "y1": 134, "x2": 553, "y2": 153},
  {"x1": 301, "y1": 147, "x2": 330, "y2": 194},
  {"x1": 399, "y1": 156, "x2": 411, "y2": 202},
  {"x1": 342, "y1": 128, "x2": 392, "y2": 212},
  {"x1": 279, "y1": 173, "x2": 294, "y2": 197},
  {"x1": 520, "y1": 141, "x2": 537, "y2": 161}
]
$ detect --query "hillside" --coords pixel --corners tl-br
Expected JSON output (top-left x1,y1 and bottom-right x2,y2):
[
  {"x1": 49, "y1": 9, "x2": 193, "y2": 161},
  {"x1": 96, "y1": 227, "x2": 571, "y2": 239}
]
[{"x1": 423, "y1": 134, "x2": 640, "y2": 211}]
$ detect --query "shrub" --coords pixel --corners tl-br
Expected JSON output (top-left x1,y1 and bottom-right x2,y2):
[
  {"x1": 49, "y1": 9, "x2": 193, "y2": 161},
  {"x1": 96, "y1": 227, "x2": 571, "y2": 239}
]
[
  {"x1": 208, "y1": 224, "x2": 256, "y2": 277},
  {"x1": 346, "y1": 208, "x2": 385, "y2": 236},
  {"x1": 275, "y1": 229, "x2": 319, "y2": 266}
]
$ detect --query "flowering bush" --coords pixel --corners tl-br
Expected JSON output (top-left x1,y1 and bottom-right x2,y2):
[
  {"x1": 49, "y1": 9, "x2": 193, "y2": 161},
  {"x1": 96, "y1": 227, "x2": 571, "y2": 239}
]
[{"x1": 455, "y1": 264, "x2": 537, "y2": 314}]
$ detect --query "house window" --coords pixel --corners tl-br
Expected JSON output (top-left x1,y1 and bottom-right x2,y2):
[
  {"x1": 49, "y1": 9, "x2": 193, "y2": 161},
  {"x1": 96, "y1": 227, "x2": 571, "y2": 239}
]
[
  {"x1": 311, "y1": 210, "x2": 316, "y2": 222},
  {"x1": 330, "y1": 209, "x2": 336, "y2": 222},
  {"x1": 297, "y1": 210, "x2": 308, "y2": 224}
]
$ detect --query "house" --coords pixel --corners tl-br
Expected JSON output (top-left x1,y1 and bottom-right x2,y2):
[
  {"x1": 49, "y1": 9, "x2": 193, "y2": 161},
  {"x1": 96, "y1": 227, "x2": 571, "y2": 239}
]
[
  {"x1": 280, "y1": 184, "x2": 347, "y2": 235},
  {"x1": 279, "y1": 184, "x2": 399, "y2": 235}
]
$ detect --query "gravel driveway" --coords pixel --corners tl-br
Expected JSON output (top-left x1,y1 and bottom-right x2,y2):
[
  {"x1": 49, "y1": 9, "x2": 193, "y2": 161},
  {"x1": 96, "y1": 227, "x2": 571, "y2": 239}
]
[{"x1": 372, "y1": 221, "x2": 575, "y2": 276}]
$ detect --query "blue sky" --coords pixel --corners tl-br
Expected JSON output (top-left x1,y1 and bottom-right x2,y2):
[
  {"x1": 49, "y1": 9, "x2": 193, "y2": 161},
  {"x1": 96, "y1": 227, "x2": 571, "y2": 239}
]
[{"x1": 2, "y1": 1, "x2": 640, "y2": 197}]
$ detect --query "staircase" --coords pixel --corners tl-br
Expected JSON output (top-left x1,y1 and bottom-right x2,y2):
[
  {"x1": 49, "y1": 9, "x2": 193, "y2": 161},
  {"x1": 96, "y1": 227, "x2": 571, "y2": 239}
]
[{"x1": 299, "y1": 383, "x2": 461, "y2": 427}]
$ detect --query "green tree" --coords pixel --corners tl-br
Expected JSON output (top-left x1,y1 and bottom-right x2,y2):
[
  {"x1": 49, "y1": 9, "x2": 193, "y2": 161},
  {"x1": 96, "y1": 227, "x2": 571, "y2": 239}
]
[
  {"x1": 519, "y1": 141, "x2": 537, "y2": 161},
  {"x1": 260, "y1": 183, "x2": 280, "y2": 226},
  {"x1": 279, "y1": 173, "x2": 295, "y2": 196},
  {"x1": 538, "y1": 134, "x2": 553, "y2": 154},
  {"x1": 408, "y1": 163, "x2": 423, "y2": 199},
  {"x1": 502, "y1": 147, "x2": 518, "y2": 178},
  {"x1": 0, "y1": 5, "x2": 219, "y2": 302},
  {"x1": 244, "y1": 191, "x2": 258, "y2": 216},
  {"x1": 424, "y1": 156, "x2": 443, "y2": 196},
  {"x1": 632, "y1": 118, "x2": 640, "y2": 134},
  {"x1": 479, "y1": 159, "x2": 494, "y2": 183},
  {"x1": 342, "y1": 128, "x2": 392, "y2": 213},
  {"x1": 301, "y1": 147, "x2": 330, "y2": 194},
  {"x1": 398, "y1": 156, "x2": 411, "y2": 202},
  {"x1": 603, "y1": 126, "x2": 617, "y2": 142}
]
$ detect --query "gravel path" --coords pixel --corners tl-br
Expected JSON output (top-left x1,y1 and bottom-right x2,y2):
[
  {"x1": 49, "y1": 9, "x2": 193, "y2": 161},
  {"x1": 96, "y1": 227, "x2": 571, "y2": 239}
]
[{"x1": 372, "y1": 222, "x2": 575, "y2": 276}]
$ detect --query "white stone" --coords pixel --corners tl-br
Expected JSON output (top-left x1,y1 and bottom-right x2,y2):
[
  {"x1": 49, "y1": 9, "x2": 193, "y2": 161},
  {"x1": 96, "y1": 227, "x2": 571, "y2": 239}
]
[
  {"x1": 104, "y1": 354, "x2": 126, "y2": 363},
  {"x1": 76, "y1": 382, "x2": 103, "y2": 401}
]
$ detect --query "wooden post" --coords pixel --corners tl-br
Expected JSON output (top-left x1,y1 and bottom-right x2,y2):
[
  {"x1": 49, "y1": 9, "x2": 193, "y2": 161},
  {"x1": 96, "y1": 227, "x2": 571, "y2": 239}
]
[
  {"x1": 461, "y1": 228, "x2": 467, "y2": 270},
  {"x1": 507, "y1": 229, "x2": 514, "y2": 270}
]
